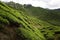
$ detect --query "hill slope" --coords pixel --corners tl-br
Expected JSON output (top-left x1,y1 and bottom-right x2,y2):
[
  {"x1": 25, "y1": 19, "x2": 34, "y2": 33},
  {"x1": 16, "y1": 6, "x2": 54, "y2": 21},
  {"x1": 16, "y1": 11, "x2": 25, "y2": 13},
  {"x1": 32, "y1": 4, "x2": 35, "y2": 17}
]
[
  {"x1": 5, "y1": 1, "x2": 60, "y2": 26},
  {"x1": 0, "y1": 1, "x2": 60, "y2": 40},
  {"x1": 0, "y1": 1, "x2": 46, "y2": 40}
]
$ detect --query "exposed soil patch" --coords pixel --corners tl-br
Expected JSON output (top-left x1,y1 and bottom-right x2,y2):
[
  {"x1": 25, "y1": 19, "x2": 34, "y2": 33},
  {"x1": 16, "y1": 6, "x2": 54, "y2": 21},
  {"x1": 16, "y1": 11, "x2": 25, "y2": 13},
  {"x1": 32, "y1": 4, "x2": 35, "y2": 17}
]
[{"x1": 0, "y1": 24, "x2": 18, "y2": 40}]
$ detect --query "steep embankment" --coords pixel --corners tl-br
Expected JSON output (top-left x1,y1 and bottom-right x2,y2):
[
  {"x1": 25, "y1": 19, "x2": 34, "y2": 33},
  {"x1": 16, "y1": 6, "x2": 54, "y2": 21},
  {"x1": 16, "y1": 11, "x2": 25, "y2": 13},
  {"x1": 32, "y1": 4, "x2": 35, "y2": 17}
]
[{"x1": 0, "y1": 1, "x2": 45, "y2": 40}]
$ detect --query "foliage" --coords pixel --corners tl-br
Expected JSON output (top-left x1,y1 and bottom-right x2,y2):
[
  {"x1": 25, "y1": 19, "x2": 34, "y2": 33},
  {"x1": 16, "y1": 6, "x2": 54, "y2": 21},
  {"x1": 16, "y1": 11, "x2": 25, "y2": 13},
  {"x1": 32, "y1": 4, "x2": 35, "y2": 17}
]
[
  {"x1": 0, "y1": 1, "x2": 45, "y2": 40},
  {"x1": 0, "y1": 1, "x2": 60, "y2": 40}
]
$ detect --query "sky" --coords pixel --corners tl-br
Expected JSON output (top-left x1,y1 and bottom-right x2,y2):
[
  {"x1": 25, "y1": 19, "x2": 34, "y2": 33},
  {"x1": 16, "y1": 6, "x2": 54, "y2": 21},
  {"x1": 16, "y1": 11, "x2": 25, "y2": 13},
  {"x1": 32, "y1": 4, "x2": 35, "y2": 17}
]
[{"x1": 1, "y1": 0, "x2": 60, "y2": 9}]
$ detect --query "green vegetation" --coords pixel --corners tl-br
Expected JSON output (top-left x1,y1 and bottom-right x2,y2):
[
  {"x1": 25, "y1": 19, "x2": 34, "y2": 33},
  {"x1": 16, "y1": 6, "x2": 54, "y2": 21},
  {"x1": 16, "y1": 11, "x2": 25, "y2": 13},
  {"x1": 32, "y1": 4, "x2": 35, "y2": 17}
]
[
  {"x1": 0, "y1": 1, "x2": 60, "y2": 40},
  {"x1": 0, "y1": 1, "x2": 45, "y2": 40}
]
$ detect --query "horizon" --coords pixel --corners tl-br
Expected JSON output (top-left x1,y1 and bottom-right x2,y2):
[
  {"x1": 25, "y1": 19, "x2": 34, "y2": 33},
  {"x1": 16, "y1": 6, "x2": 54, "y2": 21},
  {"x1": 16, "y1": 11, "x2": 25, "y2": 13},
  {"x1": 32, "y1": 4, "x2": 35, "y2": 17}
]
[{"x1": 1, "y1": 0, "x2": 60, "y2": 9}]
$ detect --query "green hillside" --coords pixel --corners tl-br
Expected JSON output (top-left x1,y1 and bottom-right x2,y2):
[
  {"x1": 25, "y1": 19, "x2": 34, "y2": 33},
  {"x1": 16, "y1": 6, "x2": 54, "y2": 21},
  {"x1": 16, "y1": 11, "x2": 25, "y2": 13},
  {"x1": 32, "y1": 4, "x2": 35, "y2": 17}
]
[
  {"x1": 0, "y1": 1, "x2": 45, "y2": 40},
  {"x1": 0, "y1": 1, "x2": 60, "y2": 40},
  {"x1": 24, "y1": 5, "x2": 60, "y2": 26},
  {"x1": 6, "y1": 2, "x2": 60, "y2": 26}
]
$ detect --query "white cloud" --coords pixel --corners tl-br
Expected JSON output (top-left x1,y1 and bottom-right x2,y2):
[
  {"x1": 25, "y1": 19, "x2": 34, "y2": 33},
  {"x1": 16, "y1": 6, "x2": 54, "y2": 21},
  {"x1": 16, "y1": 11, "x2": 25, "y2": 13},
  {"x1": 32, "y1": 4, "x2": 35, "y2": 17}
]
[
  {"x1": 1, "y1": 0, "x2": 60, "y2": 9},
  {"x1": 47, "y1": 0, "x2": 60, "y2": 9}
]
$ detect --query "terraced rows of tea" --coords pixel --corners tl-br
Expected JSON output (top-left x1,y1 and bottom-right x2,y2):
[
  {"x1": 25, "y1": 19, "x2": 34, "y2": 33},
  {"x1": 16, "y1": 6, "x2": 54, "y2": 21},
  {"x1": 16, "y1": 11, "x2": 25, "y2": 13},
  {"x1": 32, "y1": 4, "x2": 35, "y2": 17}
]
[
  {"x1": 0, "y1": 1, "x2": 46, "y2": 40},
  {"x1": 0, "y1": 1, "x2": 60, "y2": 40}
]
